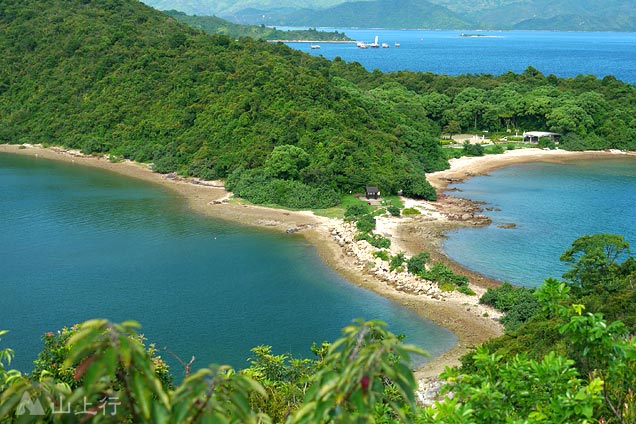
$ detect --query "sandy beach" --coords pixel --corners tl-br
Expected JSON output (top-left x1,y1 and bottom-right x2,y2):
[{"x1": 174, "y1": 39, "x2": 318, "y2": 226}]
[{"x1": 2, "y1": 144, "x2": 632, "y2": 384}]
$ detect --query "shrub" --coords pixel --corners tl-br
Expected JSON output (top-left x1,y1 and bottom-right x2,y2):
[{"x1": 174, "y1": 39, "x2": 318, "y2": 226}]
[
  {"x1": 480, "y1": 282, "x2": 541, "y2": 332},
  {"x1": 357, "y1": 233, "x2": 391, "y2": 249},
  {"x1": 344, "y1": 203, "x2": 371, "y2": 221},
  {"x1": 424, "y1": 263, "x2": 470, "y2": 290},
  {"x1": 387, "y1": 205, "x2": 401, "y2": 216},
  {"x1": 373, "y1": 250, "x2": 390, "y2": 261},
  {"x1": 484, "y1": 144, "x2": 505, "y2": 154},
  {"x1": 462, "y1": 141, "x2": 484, "y2": 156},
  {"x1": 226, "y1": 168, "x2": 340, "y2": 209},
  {"x1": 401, "y1": 177, "x2": 437, "y2": 201},
  {"x1": 389, "y1": 252, "x2": 406, "y2": 272},
  {"x1": 406, "y1": 252, "x2": 431, "y2": 276},
  {"x1": 402, "y1": 208, "x2": 421, "y2": 215},
  {"x1": 356, "y1": 214, "x2": 376, "y2": 233}
]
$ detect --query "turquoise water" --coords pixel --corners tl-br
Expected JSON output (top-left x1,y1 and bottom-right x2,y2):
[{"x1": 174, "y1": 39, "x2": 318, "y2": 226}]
[
  {"x1": 0, "y1": 153, "x2": 456, "y2": 374},
  {"x1": 288, "y1": 29, "x2": 636, "y2": 83},
  {"x1": 443, "y1": 158, "x2": 636, "y2": 287}
]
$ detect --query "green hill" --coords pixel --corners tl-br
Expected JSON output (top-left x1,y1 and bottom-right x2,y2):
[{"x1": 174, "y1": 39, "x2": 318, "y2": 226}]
[
  {"x1": 163, "y1": 10, "x2": 352, "y2": 41},
  {"x1": 0, "y1": 0, "x2": 446, "y2": 208}
]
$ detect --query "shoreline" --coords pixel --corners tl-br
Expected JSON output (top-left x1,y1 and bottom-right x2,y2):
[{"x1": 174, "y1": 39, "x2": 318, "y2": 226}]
[{"x1": 2, "y1": 144, "x2": 632, "y2": 383}]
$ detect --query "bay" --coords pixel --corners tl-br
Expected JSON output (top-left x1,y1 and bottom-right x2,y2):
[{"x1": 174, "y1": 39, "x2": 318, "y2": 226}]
[
  {"x1": 0, "y1": 153, "x2": 456, "y2": 375},
  {"x1": 443, "y1": 158, "x2": 636, "y2": 287},
  {"x1": 287, "y1": 29, "x2": 636, "y2": 83}
]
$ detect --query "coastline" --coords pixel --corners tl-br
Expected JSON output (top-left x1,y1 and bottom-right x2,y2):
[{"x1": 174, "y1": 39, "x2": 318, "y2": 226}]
[{"x1": 2, "y1": 144, "x2": 632, "y2": 384}]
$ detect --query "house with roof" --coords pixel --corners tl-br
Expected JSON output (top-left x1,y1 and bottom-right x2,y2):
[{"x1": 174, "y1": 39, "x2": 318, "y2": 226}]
[{"x1": 522, "y1": 131, "x2": 561, "y2": 144}]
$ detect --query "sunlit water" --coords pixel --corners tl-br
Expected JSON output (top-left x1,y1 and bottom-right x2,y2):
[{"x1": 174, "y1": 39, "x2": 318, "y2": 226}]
[
  {"x1": 0, "y1": 153, "x2": 456, "y2": 375},
  {"x1": 443, "y1": 158, "x2": 636, "y2": 287}
]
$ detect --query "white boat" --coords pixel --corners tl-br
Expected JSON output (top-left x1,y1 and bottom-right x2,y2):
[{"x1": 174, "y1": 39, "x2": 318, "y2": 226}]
[
  {"x1": 370, "y1": 35, "x2": 380, "y2": 48},
  {"x1": 394, "y1": 42, "x2": 400, "y2": 47},
  {"x1": 357, "y1": 41, "x2": 368, "y2": 48},
  {"x1": 310, "y1": 44, "x2": 320, "y2": 49},
  {"x1": 381, "y1": 42, "x2": 389, "y2": 48}
]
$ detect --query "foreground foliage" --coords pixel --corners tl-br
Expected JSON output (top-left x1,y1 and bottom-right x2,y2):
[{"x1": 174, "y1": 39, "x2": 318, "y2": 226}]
[{"x1": 0, "y1": 320, "x2": 425, "y2": 423}]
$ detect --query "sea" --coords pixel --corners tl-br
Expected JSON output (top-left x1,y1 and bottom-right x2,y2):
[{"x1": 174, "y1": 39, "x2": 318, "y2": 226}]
[
  {"x1": 287, "y1": 29, "x2": 636, "y2": 83},
  {"x1": 0, "y1": 153, "x2": 455, "y2": 375},
  {"x1": 443, "y1": 158, "x2": 636, "y2": 287}
]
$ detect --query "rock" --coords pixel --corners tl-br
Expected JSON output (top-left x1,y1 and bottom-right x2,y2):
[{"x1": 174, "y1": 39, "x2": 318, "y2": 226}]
[{"x1": 497, "y1": 223, "x2": 517, "y2": 229}]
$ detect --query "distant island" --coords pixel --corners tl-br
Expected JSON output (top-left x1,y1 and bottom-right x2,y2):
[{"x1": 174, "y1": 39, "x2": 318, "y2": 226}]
[{"x1": 458, "y1": 33, "x2": 502, "y2": 38}]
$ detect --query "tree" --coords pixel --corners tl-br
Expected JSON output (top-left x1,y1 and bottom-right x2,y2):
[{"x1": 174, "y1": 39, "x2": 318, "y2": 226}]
[
  {"x1": 264, "y1": 145, "x2": 310, "y2": 180},
  {"x1": 442, "y1": 120, "x2": 461, "y2": 138},
  {"x1": 462, "y1": 140, "x2": 484, "y2": 156},
  {"x1": 401, "y1": 175, "x2": 437, "y2": 201},
  {"x1": 560, "y1": 233, "x2": 631, "y2": 295},
  {"x1": 406, "y1": 252, "x2": 430, "y2": 276}
]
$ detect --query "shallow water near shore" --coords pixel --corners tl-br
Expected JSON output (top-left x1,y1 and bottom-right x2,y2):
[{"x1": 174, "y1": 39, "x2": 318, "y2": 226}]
[
  {"x1": 0, "y1": 153, "x2": 456, "y2": 375},
  {"x1": 444, "y1": 157, "x2": 636, "y2": 287}
]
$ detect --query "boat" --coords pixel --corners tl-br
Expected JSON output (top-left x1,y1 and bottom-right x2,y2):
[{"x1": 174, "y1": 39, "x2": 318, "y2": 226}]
[
  {"x1": 381, "y1": 42, "x2": 389, "y2": 48},
  {"x1": 310, "y1": 44, "x2": 320, "y2": 49},
  {"x1": 394, "y1": 42, "x2": 400, "y2": 47},
  {"x1": 356, "y1": 41, "x2": 368, "y2": 49},
  {"x1": 370, "y1": 35, "x2": 380, "y2": 48}
]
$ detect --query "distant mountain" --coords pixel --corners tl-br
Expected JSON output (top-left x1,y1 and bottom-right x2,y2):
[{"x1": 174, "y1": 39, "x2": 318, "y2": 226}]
[
  {"x1": 140, "y1": 0, "x2": 352, "y2": 16},
  {"x1": 143, "y1": 0, "x2": 636, "y2": 31},
  {"x1": 462, "y1": 0, "x2": 636, "y2": 31},
  {"x1": 233, "y1": 0, "x2": 469, "y2": 29}
]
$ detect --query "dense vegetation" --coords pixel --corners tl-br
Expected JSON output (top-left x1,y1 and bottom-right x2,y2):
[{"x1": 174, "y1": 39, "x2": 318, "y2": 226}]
[
  {"x1": 164, "y1": 10, "x2": 352, "y2": 42},
  {"x1": 0, "y1": 0, "x2": 446, "y2": 208},
  {"x1": 2, "y1": 233, "x2": 635, "y2": 422},
  {"x1": 2, "y1": 0, "x2": 636, "y2": 211}
]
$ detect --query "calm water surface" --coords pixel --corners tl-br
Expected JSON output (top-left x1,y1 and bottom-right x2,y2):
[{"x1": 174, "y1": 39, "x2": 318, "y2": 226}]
[
  {"x1": 443, "y1": 158, "x2": 636, "y2": 287},
  {"x1": 288, "y1": 29, "x2": 636, "y2": 83},
  {"x1": 0, "y1": 153, "x2": 456, "y2": 374}
]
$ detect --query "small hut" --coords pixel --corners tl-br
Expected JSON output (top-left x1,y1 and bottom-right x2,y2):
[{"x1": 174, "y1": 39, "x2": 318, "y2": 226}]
[{"x1": 365, "y1": 186, "x2": 379, "y2": 200}]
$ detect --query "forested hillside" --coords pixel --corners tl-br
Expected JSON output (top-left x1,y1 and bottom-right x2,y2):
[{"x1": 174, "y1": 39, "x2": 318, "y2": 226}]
[
  {"x1": 163, "y1": 10, "x2": 352, "y2": 41},
  {"x1": 2, "y1": 0, "x2": 636, "y2": 210},
  {"x1": 0, "y1": 0, "x2": 446, "y2": 208}
]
